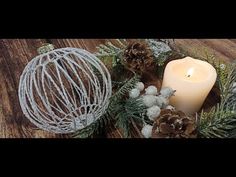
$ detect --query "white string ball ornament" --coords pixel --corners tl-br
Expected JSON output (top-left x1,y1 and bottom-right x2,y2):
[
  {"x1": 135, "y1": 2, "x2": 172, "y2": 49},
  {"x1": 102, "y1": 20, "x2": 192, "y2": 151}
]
[{"x1": 18, "y1": 45, "x2": 112, "y2": 134}]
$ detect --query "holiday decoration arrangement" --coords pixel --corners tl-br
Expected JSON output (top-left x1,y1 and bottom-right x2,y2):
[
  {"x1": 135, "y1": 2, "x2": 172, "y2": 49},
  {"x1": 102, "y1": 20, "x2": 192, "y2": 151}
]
[{"x1": 18, "y1": 40, "x2": 236, "y2": 138}]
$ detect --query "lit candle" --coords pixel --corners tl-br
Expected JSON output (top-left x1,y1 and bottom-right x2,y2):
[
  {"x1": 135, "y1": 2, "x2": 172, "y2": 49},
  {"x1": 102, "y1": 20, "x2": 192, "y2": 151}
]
[{"x1": 161, "y1": 57, "x2": 217, "y2": 114}]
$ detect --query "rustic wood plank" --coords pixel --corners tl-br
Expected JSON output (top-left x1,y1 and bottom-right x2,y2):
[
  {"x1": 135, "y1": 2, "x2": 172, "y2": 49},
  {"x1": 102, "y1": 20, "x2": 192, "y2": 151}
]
[
  {"x1": 0, "y1": 39, "x2": 67, "y2": 138},
  {"x1": 174, "y1": 39, "x2": 236, "y2": 62},
  {"x1": 48, "y1": 39, "x2": 107, "y2": 52}
]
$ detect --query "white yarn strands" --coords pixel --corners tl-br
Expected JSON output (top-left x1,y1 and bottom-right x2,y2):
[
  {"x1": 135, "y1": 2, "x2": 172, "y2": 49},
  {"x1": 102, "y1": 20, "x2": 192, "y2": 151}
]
[{"x1": 18, "y1": 45, "x2": 112, "y2": 134}]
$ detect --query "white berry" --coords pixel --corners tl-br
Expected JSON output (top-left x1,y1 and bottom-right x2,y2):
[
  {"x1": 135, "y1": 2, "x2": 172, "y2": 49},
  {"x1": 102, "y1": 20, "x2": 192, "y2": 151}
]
[
  {"x1": 129, "y1": 88, "x2": 140, "y2": 98},
  {"x1": 135, "y1": 82, "x2": 145, "y2": 91},
  {"x1": 143, "y1": 95, "x2": 157, "y2": 107},
  {"x1": 146, "y1": 105, "x2": 161, "y2": 121},
  {"x1": 141, "y1": 124, "x2": 153, "y2": 138},
  {"x1": 145, "y1": 85, "x2": 158, "y2": 95},
  {"x1": 166, "y1": 105, "x2": 175, "y2": 111},
  {"x1": 156, "y1": 95, "x2": 169, "y2": 108},
  {"x1": 160, "y1": 87, "x2": 176, "y2": 98}
]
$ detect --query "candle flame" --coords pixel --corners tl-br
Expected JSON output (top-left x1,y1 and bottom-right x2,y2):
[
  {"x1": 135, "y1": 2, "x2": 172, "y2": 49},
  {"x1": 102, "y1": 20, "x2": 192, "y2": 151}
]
[{"x1": 187, "y1": 67, "x2": 194, "y2": 77}]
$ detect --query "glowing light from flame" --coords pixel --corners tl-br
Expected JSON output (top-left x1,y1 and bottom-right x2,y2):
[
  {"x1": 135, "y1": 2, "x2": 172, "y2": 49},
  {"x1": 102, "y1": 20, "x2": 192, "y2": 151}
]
[{"x1": 186, "y1": 67, "x2": 194, "y2": 77}]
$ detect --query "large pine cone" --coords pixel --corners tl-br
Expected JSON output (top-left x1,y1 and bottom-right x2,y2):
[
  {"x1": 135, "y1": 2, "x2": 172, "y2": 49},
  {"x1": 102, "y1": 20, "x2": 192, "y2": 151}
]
[
  {"x1": 122, "y1": 42, "x2": 154, "y2": 73},
  {"x1": 152, "y1": 109, "x2": 197, "y2": 138}
]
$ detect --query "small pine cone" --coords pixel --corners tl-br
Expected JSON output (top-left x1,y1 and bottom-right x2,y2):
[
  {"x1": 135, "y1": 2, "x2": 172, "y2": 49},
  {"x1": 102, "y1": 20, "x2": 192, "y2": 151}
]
[
  {"x1": 122, "y1": 42, "x2": 154, "y2": 73},
  {"x1": 152, "y1": 109, "x2": 197, "y2": 138}
]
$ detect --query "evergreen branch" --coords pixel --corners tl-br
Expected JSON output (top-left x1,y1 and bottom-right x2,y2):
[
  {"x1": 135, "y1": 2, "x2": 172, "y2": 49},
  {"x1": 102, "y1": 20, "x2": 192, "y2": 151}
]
[
  {"x1": 95, "y1": 39, "x2": 127, "y2": 67},
  {"x1": 110, "y1": 74, "x2": 140, "y2": 101},
  {"x1": 203, "y1": 51, "x2": 228, "y2": 95},
  {"x1": 108, "y1": 74, "x2": 143, "y2": 137},
  {"x1": 116, "y1": 39, "x2": 128, "y2": 47},
  {"x1": 115, "y1": 97, "x2": 146, "y2": 138},
  {"x1": 198, "y1": 104, "x2": 236, "y2": 138},
  {"x1": 203, "y1": 51, "x2": 236, "y2": 110},
  {"x1": 198, "y1": 52, "x2": 236, "y2": 138},
  {"x1": 221, "y1": 62, "x2": 236, "y2": 110}
]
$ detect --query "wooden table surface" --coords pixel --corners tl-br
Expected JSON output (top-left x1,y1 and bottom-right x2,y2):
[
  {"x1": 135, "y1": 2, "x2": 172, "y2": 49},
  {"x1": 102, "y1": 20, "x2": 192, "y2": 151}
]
[{"x1": 1, "y1": 39, "x2": 236, "y2": 138}]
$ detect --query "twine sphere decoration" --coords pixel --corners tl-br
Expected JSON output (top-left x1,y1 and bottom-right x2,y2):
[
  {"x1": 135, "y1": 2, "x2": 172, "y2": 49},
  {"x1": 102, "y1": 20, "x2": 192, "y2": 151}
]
[{"x1": 18, "y1": 44, "x2": 112, "y2": 134}]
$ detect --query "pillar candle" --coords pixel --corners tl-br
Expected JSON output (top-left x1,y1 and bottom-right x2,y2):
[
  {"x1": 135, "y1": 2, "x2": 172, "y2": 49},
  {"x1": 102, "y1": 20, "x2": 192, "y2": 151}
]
[{"x1": 161, "y1": 57, "x2": 217, "y2": 114}]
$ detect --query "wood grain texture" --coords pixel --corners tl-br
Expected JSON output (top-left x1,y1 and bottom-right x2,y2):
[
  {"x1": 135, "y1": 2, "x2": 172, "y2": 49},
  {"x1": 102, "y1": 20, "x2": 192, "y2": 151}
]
[
  {"x1": 0, "y1": 39, "x2": 65, "y2": 138},
  {"x1": 0, "y1": 39, "x2": 236, "y2": 138},
  {"x1": 174, "y1": 39, "x2": 236, "y2": 63}
]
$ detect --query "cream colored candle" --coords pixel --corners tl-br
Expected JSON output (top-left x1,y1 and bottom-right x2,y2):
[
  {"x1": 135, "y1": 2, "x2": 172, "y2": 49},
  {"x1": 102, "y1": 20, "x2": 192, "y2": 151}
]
[{"x1": 161, "y1": 57, "x2": 217, "y2": 114}]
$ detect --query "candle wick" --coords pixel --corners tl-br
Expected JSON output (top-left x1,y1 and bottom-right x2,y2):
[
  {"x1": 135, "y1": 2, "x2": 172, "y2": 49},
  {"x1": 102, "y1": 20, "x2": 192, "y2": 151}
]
[{"x1": 187, "y1": 75, "x2": 191, "y2": 77}]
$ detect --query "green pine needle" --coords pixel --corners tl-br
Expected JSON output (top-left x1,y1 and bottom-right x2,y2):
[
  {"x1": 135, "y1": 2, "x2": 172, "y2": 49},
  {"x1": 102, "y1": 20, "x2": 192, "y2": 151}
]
[
  {"x1": 95, "y1": 39, "x2": 127, "y2": 67},
  {"x1": 105, "y1": 74, "x2": 143, "y2": 138},
  {"x1": 110, "y1": 74, "x2": 140, "y2": 101},
  {"x1": 198, "y1": 104, "x2": 236, "y2": 138},
  {"x1": 115, "y1": 97, "x2": 146, "y2": 138},
  {"x1": 198, "y1": 52, "x2": 236, "y2": 138}
]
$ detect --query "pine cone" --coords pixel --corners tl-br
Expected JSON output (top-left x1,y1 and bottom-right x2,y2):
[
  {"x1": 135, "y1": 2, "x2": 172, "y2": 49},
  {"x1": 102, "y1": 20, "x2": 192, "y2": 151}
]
[
  {"x1": 122, "y1": 42, "x2": 154, "y2": 73},
  {"x1": 152, "y1": 109, "x2": 197, "y2": 138}
]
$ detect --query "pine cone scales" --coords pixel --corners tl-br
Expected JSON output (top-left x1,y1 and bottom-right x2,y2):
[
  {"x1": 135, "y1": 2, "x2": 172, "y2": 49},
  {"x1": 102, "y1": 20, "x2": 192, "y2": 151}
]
[
  {"x1": 152, "y1": 109, "x2": 197, "y2": 138},
  {"x1": 123, "y1": 42, "x2": 154, "y2": 73}
]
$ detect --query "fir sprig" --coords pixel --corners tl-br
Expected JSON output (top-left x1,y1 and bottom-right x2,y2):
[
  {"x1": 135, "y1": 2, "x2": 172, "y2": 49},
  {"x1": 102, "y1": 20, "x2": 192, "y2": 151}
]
[
  {"x1": 115, "y1": 97, "x2": 146, "y2": 137},
  {"x1": 110, "y1": 74, "x2": 140, "y2": 101},
  {"x1": 221, "y1": 62, "x2": 236, "y2": 110},
  {"x1": 198, "y1": 104, "x2": 236, "y2": 138},
  {"x1": 203, "y1": 51, "x2": 228, "y2": 95},
  {"x1": 95, "y1": 39, "x2": 128, "y2": 67},
  {"x1": 198, "y1": 52, "x2": 236, "y2": 138},
  {"x1": 108, "y1": 74, "x2": 144, "y2": 137}
]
